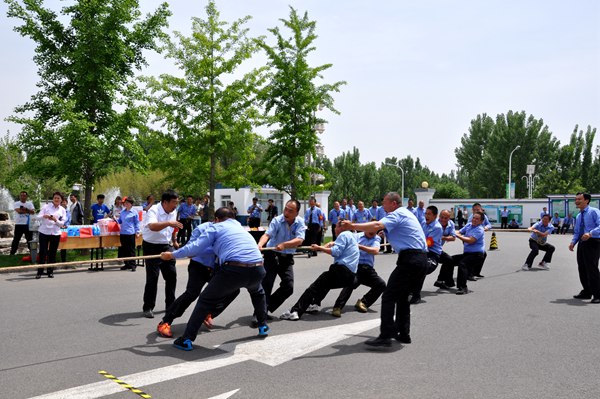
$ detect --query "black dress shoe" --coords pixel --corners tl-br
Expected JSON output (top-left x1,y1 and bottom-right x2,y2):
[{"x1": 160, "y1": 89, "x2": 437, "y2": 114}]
[
  {"x1": 467, "y1": 276, "x2": 477, "y2": 281},
  {"x1": 408, "y1": 295, "x2": 421, "y2": 305},
  {"x1": 475, "y1": 275, "x2": 484, "y2": 278},
  {"x1": 365, "y1": 337, "x2": 392, "y2": 348},
  {"x1": 573, "y1": 293, "x2": 592, "y2": 300},
  {"x1": 591, "y1": 298, "x2": 600, "y2": 304},
  {"x1": 47, "y1": 273, "x2": 54, "y2": 278},
  {"x1": 35, "y1": 274, "x2": 42, "y2": 279},
  {"x1": 396, "y1": 333, "x2": 412, "y2": 344}
]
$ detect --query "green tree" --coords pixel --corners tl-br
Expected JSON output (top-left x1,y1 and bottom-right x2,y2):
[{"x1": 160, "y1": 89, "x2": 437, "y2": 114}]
[
  {"x1": 5, "y1": 0, "x2": 170, "y2": 221},
  {"x1": 141, "y1": 1, "x2": 262, "y2": 219},
  {"x1": 258, "y1": 7, "x2": 345, "y2": 200}
]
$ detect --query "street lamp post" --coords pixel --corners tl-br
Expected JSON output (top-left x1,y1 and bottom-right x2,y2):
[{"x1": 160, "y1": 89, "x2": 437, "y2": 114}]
[
  {"x1": 385, "y1": 163, "x2": 405, "y2": 205},
  {"x1": 507, "y1": 145, "x2": 521, "y2": 199}
]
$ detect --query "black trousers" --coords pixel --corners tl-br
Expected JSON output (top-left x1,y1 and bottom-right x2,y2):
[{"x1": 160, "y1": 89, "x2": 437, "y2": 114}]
[
  {"x1": 525, "y1": 239, "x2": 555, "y2": 266},
  {"x1": 501, "y1": 217, "x2": 508, "y2": 229},
  {"x1": 11, "y1": 224, "x2": 33, "y2": 255},
  {"x1": 304, "y1": 223, "x2": 322, "y2": 249},
  {"x1": 177, "y1": 219, "x2": 193, "y2": 245},
  {"x1": 119, "y1": 234, "x2": 136, "y2": 268},
  {"x1": 577, "y1": 238, "x2": 600, "y2": 298},
  {"x1": 412, "y1": 252, "x2": 440, "y2": 298},
  {"x1": 331, "y1": 224, "x2": 338, "y2": 241},
  {"x1": 262, "y1": 252, "x2": 295, "y2": 313},
  {"x1": 37, "y1": 232, "x2": 60, "y2": 275},
  {"x1": 163, "y1": 260, "x2": 239, "y2": 324},
  {"x1": 471, "y1": 251, "x2": 488, "y2": 277},
  {"x1": 560, "y1": 224, "x2": 571, "y2": 234},
  {"x1": 334, "y1": 264, "x2": 386, "y2": 309},
  {"x1": 183, "y1": 264, "x2": 267, "y2": 341},
  {"x1": 452, "y1": 252, "x2": 485, "y2": 289},
  {"x1": 552, "y1": 223, "x2": 560, "y2": 234},
  {"x1": 248, "y1": 217, "x2": 261, "y2": 228},
  {"x1": 142, "y1": 241, "x2": 177, "y2": 312},
  {"x1": 436, "y1": 251, "x2": 456, "y2": 285},
  {"x1": 292, "y1": 264, "x2": 355, "y2": 317},
  {"x1": 380, "y1": 251, "x2": 428, "y2": 339}
]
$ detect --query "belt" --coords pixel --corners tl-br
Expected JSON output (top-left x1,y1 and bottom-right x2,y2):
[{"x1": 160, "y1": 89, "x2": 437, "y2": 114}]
[
  {"x1": 397, "y1": 249, "x2": 427, "y2": 256},
  {"x1": 223, "y1": 261, "x2": 264, "y2": 267}
]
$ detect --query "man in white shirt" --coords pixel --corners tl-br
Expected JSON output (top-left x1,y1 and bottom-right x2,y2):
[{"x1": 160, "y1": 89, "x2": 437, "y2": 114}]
[
  {"x1": 10, "y1": 191, "x2": 35, "y2": 255},
  {"x1": 141, "y1": 190, "x2": 183, "y2": 319}
]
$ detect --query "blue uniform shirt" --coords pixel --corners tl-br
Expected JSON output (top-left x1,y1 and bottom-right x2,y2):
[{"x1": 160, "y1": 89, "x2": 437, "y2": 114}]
[
  {"x1": 441, "y1": 219, "x2": 456, "y2": 246},
  {"x1": 330, "y1": 230, "x2": 360, "y2": 273},
  {"x1": 376, "y1": 207, "x2": 387, "y2": 221},
  {"x1": 305, "y1": 206, "x2": 324, "y2": 226},
  {"x1": 551, "y1": 216, "x2": 561, "y2": 225},
  {"x1": 118, "y1": 209, "x2": 140, "y2": 235},
  {"x1": 173, "y1": 218, "x2": 262, "y2": 265},
  {"x1": 572, "y1": 206, "x2": 600, "y2": 245},
  {"x1": 178, "y1": 203, "x2": 197, "y2": 220},
  {"x1": 529, "y1": 221, "x2": 554, "y2": 241},
  {"x1": 459, "y1": 223, "x2": 485, "y2": 253},
  {"x1": 91, "y1": 203, "x2": 110, "y2": 223},
  {"x1": 357, "y1": 233, "x2": 381, "y2": 267},
  {"x1": 265, "y1": 215, "x2": 306, "y2": 255},
  {"x1": 187, "y1": 223, "x2": 217, "y2": 266},
  {"x1": 563, "y1": 216, "x2": 573, "y2": 226},
  {"x1": 328, "y1": 208, "x2": 345, "y2": 225},
  {"x1": 540, "y1": 211, "x2": 550, "y2": 219},
  {"x1": 424, "y1": 219, "x2": 443, "y2": 255},
  {"x1": 368, "y1": 206, "x2": 379, "y2": 220},
  {"x1": 381, "y1": 207, "x2": 428, "y2": 253},
  {"x1": 416, "y1": 207, "x2": 426, "y2": 225},
  {"x1": 341, "y1": 206, "x2": 353, "y2": 222},
  {"x1": 352, "y1": 209, "x2": 371, "y2": 224}
]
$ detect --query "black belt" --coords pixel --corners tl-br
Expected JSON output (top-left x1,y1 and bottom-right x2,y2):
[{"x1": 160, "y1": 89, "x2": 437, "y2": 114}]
[
  {"x1": 397, "y1": 249, "x2": 427, "y2": 256},
  {"x1": 223, "y1": 261, "x2": 264, "y2": 267}
]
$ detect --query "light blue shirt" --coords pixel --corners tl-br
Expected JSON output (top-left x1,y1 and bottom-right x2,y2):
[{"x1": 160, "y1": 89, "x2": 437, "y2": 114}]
[
  {"x1": 64, "y1": 209, "x2": 71, "y2": 227},
  {"x1": 551, "y1": 216, "x2": 561, "y2": 225},
  {"x1": 247, "y1": 203, "x2": 263, "y2": 218},
  {"x1": 459, "y1": 223, "x2": 485, "y2": 253},
  {"x1": 381, "y1": 207, "x2": 428, "y2": 252},
  {"x1": 416, "y1": 207, "x2": 426, "y2": 225},
  {"x1": 501, "y1": 209, "x2": 510, "y2": 217},
  {"x1": 563, "y1": 216, "x2": 573, "y2": 225},
  {"x1": 529, "y1": 221, "x2": 554, "y2": 241},
  {"x1": 540, "y1": 211, "x2": 550, "y2": 219},
  {"x1": 187, "y1": 223, "x2": 217, "y2": 266},
  {"x1": 328, "y1": 208, "x2": 345, "y2": 225},
  {"x1": 357, "y1": 233, "x2": 381, "y2": 267},
  {"x1": 341, "y1": 206, "x2": 353, "y2": 221},
  {"x1": 424, "y1": 219, "x2": 443, "y2": 255},
  {"x1": 441, "y1": 219, "x2": 456, "y2": 246},
  {"x1": 173, "y1": 218, "x2": 262, "y2": 265},
  {"x1": 329, "y1": 230, "x2": 359, "y2": 273},
  {"x1": 265, "y1": 215, "x2": 306, "y2": 255},
  {"x1": 352, "y1": 209, "x2": 371, "y2": 224},
  {"x1": 468, "y1": 213, "x2": 492, "y2": 230},
  {"x1": 572, "y1": 206, "x2": 600, "y2": 245},
  {"x1": 118, "y1": 209, "x2": 140, "y2": 235},
  {"x1": 376, "y1": 206, "x2": 387, "y2": 221},
  {"x1": 305, "y1": 206, "x2": 324, "y2": 226},
  {"x1": 368, "y1": 206, "x2": 379, "y2": 220}
]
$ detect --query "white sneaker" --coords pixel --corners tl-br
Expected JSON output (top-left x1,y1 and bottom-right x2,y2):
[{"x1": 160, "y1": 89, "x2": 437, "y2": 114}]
[
  {"x1": 538, "y1": 262, "x2": 550, "y2": 270},
  {"x1": 280, "y1": 310, "x2": 299, "y2": 321},
  {"x1": 521, "y1": 264, "x2": 530, "y2": 271},
  {"x1": 306, "y1": 304, "x2": 320, "y2": 313}
]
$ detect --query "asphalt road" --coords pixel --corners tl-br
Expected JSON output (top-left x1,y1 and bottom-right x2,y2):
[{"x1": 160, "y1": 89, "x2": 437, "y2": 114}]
[{"x1": 1, "y1": 231, "x2": 599, "y2": 399}]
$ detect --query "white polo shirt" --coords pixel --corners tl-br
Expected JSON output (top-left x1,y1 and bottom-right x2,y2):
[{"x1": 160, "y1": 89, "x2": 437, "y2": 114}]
[
  {"x1": 142, "y1": 203, "x2": 177, "y2": 244},
  {"x1": 13, "y1": 201, "x2": 35, "y2": 225}
]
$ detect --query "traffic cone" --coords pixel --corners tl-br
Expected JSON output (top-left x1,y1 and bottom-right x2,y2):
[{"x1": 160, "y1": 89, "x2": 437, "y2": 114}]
[{"x1": 489, "y1": 232, "x2": 498, "y2": 250}]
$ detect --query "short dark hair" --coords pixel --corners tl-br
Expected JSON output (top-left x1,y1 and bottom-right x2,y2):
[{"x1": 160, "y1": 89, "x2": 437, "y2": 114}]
[
  {"x1": 20, "y1": 191, "x2": 28, "y2": 196},
  {"x1": 268, "y1": 198, "x2": 274, "y2": 203},
  {"x1": 385, "y1": 192, "x2": 401, "y2": 204},
  {"x1": 161, "y1": 190, "x2": 179, "y2": 203},
  {"x1": 53, "y1": 191, "x2": 64, "y2": 201},
  {"x1": 576, "y1": 192, "x2": 591, "y2": 204},
  {"x1": 70, "y1": 193, "x2": 78, "y2": 199},
  {"x1": 124, "y1": 197, "x2": 135, "y2": 205},
  {"x1": 473, "y1": 211, "x2": 484, "y2": 220},
  {"x1": 287, "y1": 199, "x2": 301, "y2": 212},
  {"x1": 115, "y1": 196, "x2": 122, "y2": 201},
  {"x1": 473, "y1": 202, "x2": 481, "y2": 208},
  {"x1": 542, "y1": 214, "x2": 551, "y2": 220},
  {"x1": 215, "y1": 206, "x2": 234, "y2": 220},
  {"x1": 187, "y1": 194, "x2": 194, "y2": 199},
  {"x1": 146, "y1": 195, "x2": 153, "y2": 200},
  {"x1": 97, "y1": 194, "x2": 105, "y2": 200},
  {"x1": 252, "y1": 197, "x2": 258, "y2": 201},
  {"x1": 427, "y1": 205, "x2": 438, "y2": 215}
]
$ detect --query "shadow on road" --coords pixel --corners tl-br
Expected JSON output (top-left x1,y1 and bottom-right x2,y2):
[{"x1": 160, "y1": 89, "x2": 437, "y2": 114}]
[
  {"x1": 99, "y1": 310, "x2": 165, "y2": 327},
  {"x1": 550, "y1": 298, "x2": 591, "y2": 306}
]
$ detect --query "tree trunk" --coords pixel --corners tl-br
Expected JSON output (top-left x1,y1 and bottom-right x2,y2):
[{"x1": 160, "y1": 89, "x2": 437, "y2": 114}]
[
  {"x1": 208, "y1": 152, "x2": 216, "y2": 221},
  {"x1": 84, "y1": 177, "x2": 93, "y2": 225}
]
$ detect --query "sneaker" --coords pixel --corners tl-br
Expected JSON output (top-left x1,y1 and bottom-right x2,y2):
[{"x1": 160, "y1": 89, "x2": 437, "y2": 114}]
[
  {"x1": 538, "y1": 261, "x2": 550, "y2": 270},
  {"x1": 258, "y1": 325, "x2": 270, "y2": 336},
  {"x1": 306, "y1": 304, "x2": 320, "y2": 313},
  {"x1": 203, "y1": 314, "x2": 214, "y2": 329},
  {"x1": 157, "y1": 322, "x2": 172, "y2": 338},
  {"x1": 354, "y1": 299, "x2": 368, "y2": 313},
  {"x1": 521, "y1": 264, "x2": 530, "y2": 271},
  {"x1": 364, "y1": 337, "x2": 392, "y2": 348},
  {"x1": 331, "y1": 307, "x2": 342, "y2": 317},
  {"x1": 173, "y1": 337, "x2": 193, "y2": 351},
  {"x1": 280, "y1": 310, "x2": 299, "y2": 320},
  {"x1": 143, "y1": 309, "x2": 154, "y2": 319}
]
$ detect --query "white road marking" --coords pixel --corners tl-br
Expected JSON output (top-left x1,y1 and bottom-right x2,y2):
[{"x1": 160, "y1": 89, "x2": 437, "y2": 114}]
[
  {"x1": 27, "y1": 318, "x2": 379, "y2": 399},
  {"x1": 207, "y1": 389, "x2": 240, "y2": 399}
]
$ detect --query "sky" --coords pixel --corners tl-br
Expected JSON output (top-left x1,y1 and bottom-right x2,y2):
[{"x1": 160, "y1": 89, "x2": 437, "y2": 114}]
[{"x1": 1, "y1": 0, "x2": 599, "y2": 175}]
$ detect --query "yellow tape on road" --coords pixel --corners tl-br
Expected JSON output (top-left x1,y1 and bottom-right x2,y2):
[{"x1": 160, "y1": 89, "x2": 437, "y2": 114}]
[{"x1": 98, "y1": 370, "x2": 152, "y2": 398}]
